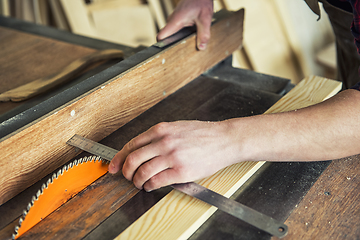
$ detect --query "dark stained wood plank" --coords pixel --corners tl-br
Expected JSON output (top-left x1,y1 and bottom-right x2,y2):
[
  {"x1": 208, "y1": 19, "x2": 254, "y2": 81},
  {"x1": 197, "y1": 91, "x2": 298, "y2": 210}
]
[
  {"x1": 278, "y1": 156, "x2": 360, "y2": 240},
  {"x1": 0, "y1": 49, "x2": 124, "y2": 102},
  {"x1": 20, "y1": 174, "x2": 138, "y2": 240},
  {"x1": 0, "y1": 9, "x2": 244, "y2": 205},
  {"x1": 0, "y1": 26, "x2": 96, "y2": 94},
  {"x1": 0, "y1": 26, "x2": 98, "y2": 116}
]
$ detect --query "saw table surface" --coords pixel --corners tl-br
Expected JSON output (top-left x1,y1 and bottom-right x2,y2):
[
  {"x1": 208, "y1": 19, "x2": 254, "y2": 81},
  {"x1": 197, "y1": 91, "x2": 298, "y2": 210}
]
[{"x1": 0, "y1": 16, "x2": 359, "y2": 240}]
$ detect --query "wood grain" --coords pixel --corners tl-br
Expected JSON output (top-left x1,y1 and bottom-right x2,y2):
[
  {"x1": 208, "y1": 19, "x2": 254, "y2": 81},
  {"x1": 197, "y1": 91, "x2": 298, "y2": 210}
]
[
  {"x1": 20, "y1": 173, "x2": 139, "y2": 240},
  {"x1": 277, "y1": 156, "x2": 360, "y2": 240},
  {"x1": 0, "y1": 9, "x2": 244, "y2": 205},
  {"x1": 115, "y1": 76, "x2": 341, "y2": 240},
  {"x1": 0, "y1": 26, "x2": 96, "y2": 94},
  {"x1": 223, "y1": 0, "x2": 302, "y2": 83},
  {"x1": 0, "y1": 26, "x2": 96, "y2": 116},
  {"x1": 0, "y1": 76, "x2": 231, "y2": 240},
  {"x1": 0, "y1": 49, "x2": 124, "y2": 102},
  {"x1": 2, "y1": 76, "x2": 236, "y2": 240}
]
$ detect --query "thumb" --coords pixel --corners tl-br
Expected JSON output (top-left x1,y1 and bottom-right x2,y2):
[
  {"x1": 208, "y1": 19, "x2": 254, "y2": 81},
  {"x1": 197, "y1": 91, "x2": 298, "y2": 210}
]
[
  {"x1": 108, "y1": 151, "x2": 124, "y2": 174},
  {"x1": 157, "y1": 19, "x2": 184, "y2": 41}
]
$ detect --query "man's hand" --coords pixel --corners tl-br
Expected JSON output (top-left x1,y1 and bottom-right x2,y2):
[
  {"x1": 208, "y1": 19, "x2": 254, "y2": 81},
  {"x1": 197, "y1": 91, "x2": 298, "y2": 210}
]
[
  {"x1": 108, "y1": 120, "x2": 240, "y2": 192},
  {"x1": 157, "y1": 0, "x2": 213, "y2": 50}
]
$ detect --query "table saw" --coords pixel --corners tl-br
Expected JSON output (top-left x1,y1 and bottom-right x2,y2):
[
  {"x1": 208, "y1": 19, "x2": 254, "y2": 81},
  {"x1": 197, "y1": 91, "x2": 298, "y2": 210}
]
[{"x1": 0, "y1": 9, "x2": 359, "y2": 240}]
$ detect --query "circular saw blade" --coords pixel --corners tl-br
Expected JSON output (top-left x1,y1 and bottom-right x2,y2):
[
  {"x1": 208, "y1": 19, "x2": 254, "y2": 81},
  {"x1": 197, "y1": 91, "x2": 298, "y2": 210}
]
[{"x1": 13, "y1": 156, "x2": 109, "y2": 239}]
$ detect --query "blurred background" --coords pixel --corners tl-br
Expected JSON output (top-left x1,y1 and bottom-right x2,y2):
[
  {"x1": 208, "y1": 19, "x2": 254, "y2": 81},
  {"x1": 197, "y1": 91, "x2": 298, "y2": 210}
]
[{"x1": 0, "y1": 0, "x2": 336, "y2": 84}]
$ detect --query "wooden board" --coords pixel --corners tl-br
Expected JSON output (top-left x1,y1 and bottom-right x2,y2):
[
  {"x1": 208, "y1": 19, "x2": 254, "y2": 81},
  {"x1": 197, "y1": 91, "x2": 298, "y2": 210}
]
[
  {"x1": 0, "y1": 9, "x2": 244, "y2": 205},
  {"x1": 279, "y1": 155, "x2": 360, "y2": 239},
  {"x1": 148, "y1": 0, "x2": 167, "y2": 29},
  {"x1": 0, "y1": 0, "x2": 10, "y2": 17},
  {"x1": 48, "y1": 0, "x2": 70, "y2": 31},
  {"x1": 60, "y1": 0, "x2": 95, "y2": 36},
  {"x1": 115, "y1": 76, "x2": 341, "y2": 240},
  {"x1": 0, "y1": 26, "x2": 96, "y2": 94},
  {"x1": 272, "y1": 0, "x2": 334, "y2": 78},
  {"x1": 6, "y1": 76, "x2": 245, "y2": 240},
  {"x1": 91, "y1": 5, "x2": 157, "y2": 47},
  {"x1": 0, "y1": 26, "x2": 97, "y2": 116},
  {"x1": 223, "y1": 0, "x2": 302, "y2": 83},
  {"x1": 61, "y1": 0, "x2": 157, "y2": 47}
]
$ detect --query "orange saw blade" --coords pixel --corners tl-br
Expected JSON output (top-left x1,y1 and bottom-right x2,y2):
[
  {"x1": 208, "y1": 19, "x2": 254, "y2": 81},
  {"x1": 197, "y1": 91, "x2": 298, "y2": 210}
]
[{"x1": 13, "y1": 156, "x2": 109, "y2": 239}]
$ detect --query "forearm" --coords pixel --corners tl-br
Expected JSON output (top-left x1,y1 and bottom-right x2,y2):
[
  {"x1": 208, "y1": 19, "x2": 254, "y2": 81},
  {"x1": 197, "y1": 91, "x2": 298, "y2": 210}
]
[
  {"x1": 109, "y1": 89, "x2": 360, "y2": 191},
  {"x1": 229, "y1": 89, "x2": 360, "y2": 163}
]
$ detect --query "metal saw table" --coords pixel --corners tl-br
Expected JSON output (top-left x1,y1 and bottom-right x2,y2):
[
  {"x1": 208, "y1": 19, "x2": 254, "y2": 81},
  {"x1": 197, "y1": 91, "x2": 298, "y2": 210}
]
[{"x1": 0, "y1": 14, "x2": 359, "y2": 240}]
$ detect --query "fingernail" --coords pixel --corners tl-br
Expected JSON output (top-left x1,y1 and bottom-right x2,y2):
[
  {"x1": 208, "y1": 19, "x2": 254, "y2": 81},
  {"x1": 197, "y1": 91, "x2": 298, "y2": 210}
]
[
  {"x1": 198, "y1": 43, "x2": 207, "y2": 50},
  {"x1": 108, "y1": 162, "x2": 116, "y2": 174}
]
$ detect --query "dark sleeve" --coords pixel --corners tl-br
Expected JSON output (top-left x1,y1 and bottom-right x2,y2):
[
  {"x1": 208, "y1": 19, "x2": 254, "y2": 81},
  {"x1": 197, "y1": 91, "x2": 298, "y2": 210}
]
[
  {"x1": 346, "y1": 0, "x2": 360, "y2": 89},
  {"x1": 351, "y1": 81, "x2": 360, "y2": 90}
]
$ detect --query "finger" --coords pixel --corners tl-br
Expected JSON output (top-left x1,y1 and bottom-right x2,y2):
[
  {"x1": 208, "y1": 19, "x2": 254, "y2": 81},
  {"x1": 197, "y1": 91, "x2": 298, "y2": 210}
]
[
  {"x1": 109, "y1": 124, "x2": 168, "y2": 174},
  {"x1": 109, "y1": 136, "x2": 152, "y2": 174},
  {"x1": 157, "y1": 17, "x2": 186, "y2": 41},
  {"x1": 108, "y1": 150, "x2": 126, "y2": 174},
  {"x1": 132, "y1": 156, "x2": 171, "y2": 189},
  {"x1": 122, "y1": 138, "x2": 171, "y2": 181},
  {"x1": 195, "y1": 10, "x2": 212, "y2": 50},
  {"x1": 143, "y1": 168, "x2": 183, "y2": 192}
]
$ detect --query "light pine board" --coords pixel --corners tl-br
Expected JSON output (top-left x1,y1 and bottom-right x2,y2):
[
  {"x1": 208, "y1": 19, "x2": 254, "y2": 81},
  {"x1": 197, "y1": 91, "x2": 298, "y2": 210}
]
[
  {"x1": 0, "y1": 10, "x2": 244, "y2": 205},
  {"x1": 272, "y1": 0, "x2": 334, "y2": 78},
  {"x1": 148, "y1": 0, "x2": 167, "y2": 29},
  {"x1": 223, "y1": 0, "x2": 302, "y2": 83},
  {"x1": 61, "y1": 0, "x2": 157, "y2": 47},
  {"x1": 115, "y1": 76, "x2": 341, "y2": 240},
  {"x1": 91, "y1": 5, "x2": 157, "y2": 47},
  {"x1": 60, "y1": 0, "x2": 95, "y2": 36}
]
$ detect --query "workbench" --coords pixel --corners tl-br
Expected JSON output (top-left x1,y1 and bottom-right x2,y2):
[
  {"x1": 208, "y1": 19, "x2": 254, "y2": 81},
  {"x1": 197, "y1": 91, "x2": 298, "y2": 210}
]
[{"x1": 0, "y1": 14, "x2": 359, "y2": 240}]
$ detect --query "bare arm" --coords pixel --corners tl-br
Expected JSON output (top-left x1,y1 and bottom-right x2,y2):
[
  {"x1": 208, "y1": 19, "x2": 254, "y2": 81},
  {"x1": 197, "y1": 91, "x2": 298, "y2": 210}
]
[{"x1": 109, "y1": 89, "x2": 360, "y2": 192}]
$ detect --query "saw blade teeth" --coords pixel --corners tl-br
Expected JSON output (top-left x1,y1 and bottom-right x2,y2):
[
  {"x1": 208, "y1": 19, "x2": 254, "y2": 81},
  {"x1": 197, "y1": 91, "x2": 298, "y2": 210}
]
[
  {"x1": 13, "y1": 226, "x2": 19, "y2": 240},
  {"x1": 12, "y1": 226, "x2": 20, "y2": 239},
  {"x1": 74, "y1": 159, "x2": 78, "y2": 166},
  {"x1": 31, "y1": 195, "x2": 36, "y2": 204},
  {"x1": 23, "y1": 209, "x2": 28, "y2": 218},
  {"x1": 35, "y1": 189, "x2": 41, "y2": 199},
  {"x1": 18, "y1": 217, "x2": 23, "y2": 226},
  {"x1": 46, "y1": 178, "x2": 51, "y2": 186},
  {"x1": 52, "y1": 172, "x2": 57, "y2": 182},
  {"x1": 27, "y1": 202, "x2": 32, "y2": 211},
  {"x1": 57, "y1": 169, "x2": 62, "y2": 178},
  {"x1": 68, "y1": 161, "x2": 73, "y2": 169},
  {"x1": 62, "y1": 165, "x2": 68, "y2": 173},
  {"x1": 41, "y1": 183, "x2": 46, "y2": 192}
]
